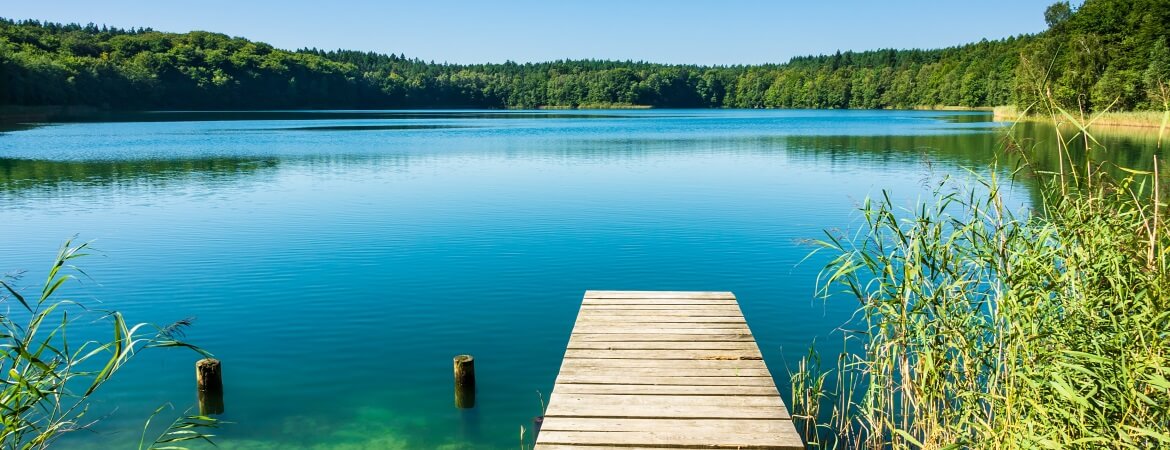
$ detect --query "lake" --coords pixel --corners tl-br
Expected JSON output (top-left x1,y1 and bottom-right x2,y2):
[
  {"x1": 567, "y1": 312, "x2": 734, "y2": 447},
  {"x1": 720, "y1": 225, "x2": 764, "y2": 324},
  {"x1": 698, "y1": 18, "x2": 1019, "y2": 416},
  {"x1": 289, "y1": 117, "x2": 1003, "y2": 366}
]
[{"x1": 0, "y1": 109, "x2": 1154, "y2": 449}]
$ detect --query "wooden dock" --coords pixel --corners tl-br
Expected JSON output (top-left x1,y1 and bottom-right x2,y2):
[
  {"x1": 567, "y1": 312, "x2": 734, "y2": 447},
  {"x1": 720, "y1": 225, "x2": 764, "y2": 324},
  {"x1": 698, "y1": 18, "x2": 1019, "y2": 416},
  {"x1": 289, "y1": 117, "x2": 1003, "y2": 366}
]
[{"x1": 534, "y1": 290, "x2": 804, "y2": 449}]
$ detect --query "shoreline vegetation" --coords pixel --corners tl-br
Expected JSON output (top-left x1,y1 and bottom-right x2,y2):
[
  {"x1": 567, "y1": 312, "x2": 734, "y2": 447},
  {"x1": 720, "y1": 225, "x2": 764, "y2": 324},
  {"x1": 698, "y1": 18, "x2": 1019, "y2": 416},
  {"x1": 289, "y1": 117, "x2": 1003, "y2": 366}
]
[
  {"x1": 995, "y1": 104, "x2": 1170, "y2": 130},
  {"x1": 0, "y1": 104, "x2": 1006, "y2": 126},
  {"x1": 536, "y1": 103, "x2": 652, "y2": 110},
  {"x1": 793, "y1": 99, "x2": 1170, "y2": 448},
  {"x1": 2, "y1": 0, "x2": 1168, "y2": 115}
]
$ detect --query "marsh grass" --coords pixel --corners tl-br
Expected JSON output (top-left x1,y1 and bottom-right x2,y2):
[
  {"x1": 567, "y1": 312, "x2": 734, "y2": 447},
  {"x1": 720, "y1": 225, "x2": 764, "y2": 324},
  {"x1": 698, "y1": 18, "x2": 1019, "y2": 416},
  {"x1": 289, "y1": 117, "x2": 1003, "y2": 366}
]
[
  {"x1": 995, "y1": 105, "x2": 1169, "y2": 148},
  {"x1": 0, "y1": 240, "x2": 219, "y2": 449},
  {"x1": 793, "y1": 101, "x2": 1170, "y2": 448}
]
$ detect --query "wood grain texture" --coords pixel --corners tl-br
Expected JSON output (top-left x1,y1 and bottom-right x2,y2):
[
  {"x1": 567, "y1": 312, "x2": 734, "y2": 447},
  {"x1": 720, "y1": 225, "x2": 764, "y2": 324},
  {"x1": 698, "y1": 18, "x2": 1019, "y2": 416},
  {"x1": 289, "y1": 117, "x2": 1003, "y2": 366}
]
[
  {"x1": 583, "y1": 290, "x2": 737, "y2": 299},
  {"x1": 534, "y1": 291, "x2": 803, "y2": 450}
]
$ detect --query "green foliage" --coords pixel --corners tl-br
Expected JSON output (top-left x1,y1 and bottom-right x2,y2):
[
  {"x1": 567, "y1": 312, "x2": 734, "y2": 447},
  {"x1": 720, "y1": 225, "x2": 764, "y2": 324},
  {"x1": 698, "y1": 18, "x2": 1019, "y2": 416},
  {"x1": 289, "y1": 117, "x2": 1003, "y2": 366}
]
[
  {"x1": 1, "y1": 0, "x2": 1166, "y2": 112},
  {"x1": 1145, "y1": 40, "x2": 1170, "y2": 109},
  {"x1": 1046, "y1": 2, "x2": 1074, "y2": 28},
  {"x1": 793, "y1": 101, "x2": 1170, "y2": 448},
  {"x1": 0, "y1": 17, "x2": 1020, "y2": 110},
  {"x1": 1021, "y1": 0, "x2": 1170, "y2": 114},
  {"x1": 0, "y1": 240, "x2": 218, "y2": 449}
]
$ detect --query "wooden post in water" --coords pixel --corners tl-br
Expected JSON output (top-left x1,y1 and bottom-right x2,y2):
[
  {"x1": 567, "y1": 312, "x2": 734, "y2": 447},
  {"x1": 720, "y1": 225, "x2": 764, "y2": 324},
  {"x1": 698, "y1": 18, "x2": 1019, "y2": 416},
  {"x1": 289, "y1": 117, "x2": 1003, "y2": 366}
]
[
  {"x1": 196, "y1": 358, "x2": 222, "y2": 391},
  {"x1": 453, "y1": 354, "x2": 476, "y2": 408},
  {"x1": 196, "y1": 358, "x2": 224, "y2": 415}
]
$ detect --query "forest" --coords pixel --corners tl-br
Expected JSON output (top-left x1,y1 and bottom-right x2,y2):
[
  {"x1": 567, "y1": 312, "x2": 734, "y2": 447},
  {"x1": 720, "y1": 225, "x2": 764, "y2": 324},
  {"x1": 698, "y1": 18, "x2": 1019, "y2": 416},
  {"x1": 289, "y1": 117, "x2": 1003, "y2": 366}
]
[{"x1": 1, "y1": 0, "x2": 1168, "y2": 112}]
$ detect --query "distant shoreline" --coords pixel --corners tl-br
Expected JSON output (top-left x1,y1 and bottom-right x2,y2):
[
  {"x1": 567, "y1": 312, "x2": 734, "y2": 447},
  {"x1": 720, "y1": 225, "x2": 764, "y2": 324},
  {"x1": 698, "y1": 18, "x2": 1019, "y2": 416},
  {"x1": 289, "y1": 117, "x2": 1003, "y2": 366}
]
[
  {"x1": 1, "y1": 104, "x2": 994, "y2": 124},
  {"x1": 7, "y1": 104, "x2": 1165, "y2": 130},
  {"x1": 536, "y1": 104, "x2": 653, "y2": 110}
]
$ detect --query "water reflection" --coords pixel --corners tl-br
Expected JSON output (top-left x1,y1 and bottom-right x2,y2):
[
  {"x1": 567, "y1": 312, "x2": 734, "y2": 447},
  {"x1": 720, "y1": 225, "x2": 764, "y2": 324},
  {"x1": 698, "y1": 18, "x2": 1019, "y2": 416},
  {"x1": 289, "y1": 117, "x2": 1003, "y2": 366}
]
[
  {"x1": 1007, "y1": 121, "x2": 1166, "y2": 173},
  {"x1": 4, "y1": 124, "x2": 1159, "y2": 195},
  {"x1": 0, "y1": 158, "x2": 280, "y2": 193},
  {"x1": 3, "y1": 110, "x2": 644, "y2": 125},
  {"x1": 274, "y1": 124, "x2": 474, "y2": 132}
]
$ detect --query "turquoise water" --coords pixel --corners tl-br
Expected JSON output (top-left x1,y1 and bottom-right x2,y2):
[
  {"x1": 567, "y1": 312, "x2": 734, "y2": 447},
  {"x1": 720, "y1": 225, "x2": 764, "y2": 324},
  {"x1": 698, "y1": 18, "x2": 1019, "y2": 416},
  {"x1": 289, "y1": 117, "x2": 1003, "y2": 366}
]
[{"x1": 1, "y1": 109, "x2": 1032, "y2": 448}]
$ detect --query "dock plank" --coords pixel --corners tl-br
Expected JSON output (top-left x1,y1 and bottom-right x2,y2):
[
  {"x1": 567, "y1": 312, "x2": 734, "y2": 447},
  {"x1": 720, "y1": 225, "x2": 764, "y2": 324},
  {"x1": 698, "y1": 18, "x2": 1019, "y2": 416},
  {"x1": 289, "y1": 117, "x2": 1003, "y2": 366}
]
[
  {"x1": 548, "y1": 393, "x2": 786, "y2": 407},
  {"x1": 576, "y1": 316, "x2": 747, "y2": 324},
  {"x1": 584, "y1": 291, "x2": 737, "y2": 299},
  {"x1": 554, "y1": 374, "x2": 776, "y2": 386},
  {"x1": 585, "y1": 298, "x2": 739, "y2": 303},
  {"x1": 550, "y1": 383, "x2": 780, "y2": 396},
  {"x1": 560, "y1": 357, "x2": 768, "y2": 370},
  {"x1": 537, "y1": 430, "x2": 801, "y2": 448},
  {"x1": 543, "y1": 404, "x2": 787, "y2": 419},
  {"x1": 577, "y1": 308, "x2": 746, "y2": 316},
  {"x1": 566, "y1": 340, "x2": 761, "y2": 350},
  {"x1": 534, "y1": 291, "x2": 803, "y2": 450},
  {"x1": 569, "y1": 333, "x2": 755, "y2": 342},
  {"x1": 577, "y1": 303, "x2": 739, "y2": 310},
  {"x1": 569, "y1": 326, "x2": 752, "y2": 333},
  {"x1": 556, "y1": 366, "x2": 773, "y2": 377},
  {"x1": 564, "y1": 349, "x2": 763, "y2": 360}
]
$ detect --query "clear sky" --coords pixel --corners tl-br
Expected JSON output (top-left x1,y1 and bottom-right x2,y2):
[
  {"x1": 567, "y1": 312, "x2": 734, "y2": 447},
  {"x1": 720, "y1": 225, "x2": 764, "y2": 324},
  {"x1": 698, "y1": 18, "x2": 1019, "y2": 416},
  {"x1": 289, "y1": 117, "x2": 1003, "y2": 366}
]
[{"x1": 6, "y1": 1, "x2": 1060, "y2": 65}]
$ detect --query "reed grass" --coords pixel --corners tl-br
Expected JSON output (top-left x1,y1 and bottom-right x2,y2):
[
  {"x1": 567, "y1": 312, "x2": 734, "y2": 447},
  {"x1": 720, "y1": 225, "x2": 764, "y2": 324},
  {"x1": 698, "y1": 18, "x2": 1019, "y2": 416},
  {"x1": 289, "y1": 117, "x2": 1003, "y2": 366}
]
[
  {"x1": 793, "y1": 101, "x2": 1170, "y2": 448},
  {"x1": 996, "y1": 104, "x2": 1170, "y2": 144},
  {"x1": 0, "y1": 239, "x2": 219, "y2": 449}
]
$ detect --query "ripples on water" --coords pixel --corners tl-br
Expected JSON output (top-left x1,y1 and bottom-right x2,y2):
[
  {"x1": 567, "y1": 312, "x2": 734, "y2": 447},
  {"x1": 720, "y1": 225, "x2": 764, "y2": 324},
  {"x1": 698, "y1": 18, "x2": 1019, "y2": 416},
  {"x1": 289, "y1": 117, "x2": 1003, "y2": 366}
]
[{"x1": 1, "y1": 109, "x2": 1134, "y2": 448}]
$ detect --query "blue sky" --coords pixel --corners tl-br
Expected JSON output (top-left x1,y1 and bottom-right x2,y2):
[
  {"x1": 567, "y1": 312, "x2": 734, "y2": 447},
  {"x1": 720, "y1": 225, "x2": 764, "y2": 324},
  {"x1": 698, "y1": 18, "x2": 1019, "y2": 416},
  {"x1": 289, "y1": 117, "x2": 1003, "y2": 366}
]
[{"x1": 7, "y1": 1, "x2": 1060, "y2": 65}]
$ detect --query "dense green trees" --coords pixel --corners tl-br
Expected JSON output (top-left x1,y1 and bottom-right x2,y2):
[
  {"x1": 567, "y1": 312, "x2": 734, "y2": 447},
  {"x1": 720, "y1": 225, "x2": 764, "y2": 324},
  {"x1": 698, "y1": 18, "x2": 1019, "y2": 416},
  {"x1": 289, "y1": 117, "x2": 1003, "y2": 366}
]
[
  {"x1": 1018, "y1": 0, "x2": 1170, "y2": 112},
  {"x1": 1, "y1": 0, "x2": 1167, "y2": 111}
]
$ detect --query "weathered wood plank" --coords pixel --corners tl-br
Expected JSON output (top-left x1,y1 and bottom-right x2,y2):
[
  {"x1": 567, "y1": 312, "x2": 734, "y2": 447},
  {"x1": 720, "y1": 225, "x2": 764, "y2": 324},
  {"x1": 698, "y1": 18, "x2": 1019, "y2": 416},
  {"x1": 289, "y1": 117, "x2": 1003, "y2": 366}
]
[
  {"x1": 536, "y1": 430, "x2": 800, "y2": 448},
  {"x1": 564, "y1": 349, "x2": 763, "y2": 360},
  {"x1": 576, "y1": 316, "x2": 747, "y2": 323},
  {"x1": 569, "y1": 333, "x2": 755, "y2": 342},
  {"x1": 574, "y1": 315, "x2": 748, "y2": 323},
  {"x1": 543, "y1": 403, "x2": 786, "y2": 419},
  {"x1": 560, "y1": 357, "x2": 768, "y2": 370},
  {"x1": 535, "y1": 441, "x2": 800, "y2": 448},
  {"x1": 566, "y1": 340, "x2": 760, "y2": 350},
  {"x1": 584, "y1": 291, "x2": 736, "y2": 299},
  {"x1": 552, "y1": 374, "x2": 776, "y2": 386},
  {"x1": 539, "y1": 417, "x2": 794, "y2": 433},
  {"x1": 556, "y1": 366, "x2": 773, "y2": 377},
  {"x1": 580, "y1": 303, "x2": 744, "y2": 310},
  {"x1": 571, "y1": 325, "x2": 751, "y2": 333},
  {"x1": 577, "y1": 308, "x2": 745, "y2": 316},
  {"x1": 585, "y1": 298, "x2": 739, "y2": 303},
  {"x1": 550, "y1": 383, "x2": 779, "y2": 396},
  {"x1": 535, "y1": 443, "x2": 801, "y2": 450},
  {"x1": 548, "y1": 393, "x2": 786, "y2": 408},
  {"x1": 574, "y1": 321, "x2": 749, "y2": 329}
]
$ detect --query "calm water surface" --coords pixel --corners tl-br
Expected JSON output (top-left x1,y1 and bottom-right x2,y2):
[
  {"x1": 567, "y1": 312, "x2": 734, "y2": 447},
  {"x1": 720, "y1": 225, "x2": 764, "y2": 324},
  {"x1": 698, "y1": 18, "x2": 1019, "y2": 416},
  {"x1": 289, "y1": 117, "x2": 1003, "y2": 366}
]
[{"x1": 1, "y1": 109, "x2": 1137, "y2": 448}]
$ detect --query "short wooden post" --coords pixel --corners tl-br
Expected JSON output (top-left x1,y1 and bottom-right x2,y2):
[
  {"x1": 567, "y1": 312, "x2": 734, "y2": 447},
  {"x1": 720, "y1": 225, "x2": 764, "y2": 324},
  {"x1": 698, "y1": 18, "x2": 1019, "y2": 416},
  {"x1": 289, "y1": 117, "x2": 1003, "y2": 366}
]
[
  {"x1": 453, "y1": 354, "x2": 475, "y2": 408},
  {"x1": 196, "y1": 358, "x2": 222, "y2": 391},
  {"x1": 196, "y1": 358, "x2": 224, "y2": 415}
]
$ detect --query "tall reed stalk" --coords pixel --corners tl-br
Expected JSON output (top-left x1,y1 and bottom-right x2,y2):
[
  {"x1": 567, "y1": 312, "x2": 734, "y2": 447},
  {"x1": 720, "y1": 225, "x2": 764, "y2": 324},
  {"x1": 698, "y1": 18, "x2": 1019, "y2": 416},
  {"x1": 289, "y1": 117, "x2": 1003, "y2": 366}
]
[
  {"x1": 0, "y1": 239, "x2": 219, "y2": 449},
  {"x1": 793, "y1": 102, "x2": 1170, "y2": 448}
]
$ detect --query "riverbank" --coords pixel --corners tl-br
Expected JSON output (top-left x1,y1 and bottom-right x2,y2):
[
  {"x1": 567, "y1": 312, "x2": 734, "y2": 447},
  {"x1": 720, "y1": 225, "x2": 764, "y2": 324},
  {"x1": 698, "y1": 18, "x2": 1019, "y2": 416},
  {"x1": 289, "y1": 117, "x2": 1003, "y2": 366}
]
[
  {"x1": 994, "y1": 105, "x2": 1169, "y2": 130},
  {"x1": 0, "y1": 105, "x2": 104, "y2": 124},
  {"x1": 911, "y1": 105, "x2": 995, "y2": 111},
  {"x1": 536, "y1": 103, "x2": 653, "y2": 110}
]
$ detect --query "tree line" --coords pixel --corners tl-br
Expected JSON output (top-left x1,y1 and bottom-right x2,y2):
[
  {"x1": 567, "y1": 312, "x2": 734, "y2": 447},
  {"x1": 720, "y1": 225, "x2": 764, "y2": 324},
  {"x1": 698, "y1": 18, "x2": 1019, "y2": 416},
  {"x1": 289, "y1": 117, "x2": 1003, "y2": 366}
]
[{"x1": 1, "y1": 0, "x2": 1167, "y2": 112}]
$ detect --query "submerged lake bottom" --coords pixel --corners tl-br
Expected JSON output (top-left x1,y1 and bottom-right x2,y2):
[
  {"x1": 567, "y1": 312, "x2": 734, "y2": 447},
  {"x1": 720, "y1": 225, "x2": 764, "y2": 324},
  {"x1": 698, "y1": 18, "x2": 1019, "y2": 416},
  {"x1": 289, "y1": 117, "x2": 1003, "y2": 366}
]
[{"x1": 1, "y1": 109, "x2": 1152, "y2": 448}]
